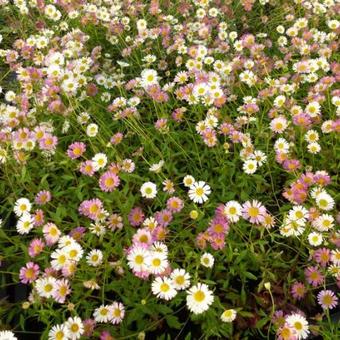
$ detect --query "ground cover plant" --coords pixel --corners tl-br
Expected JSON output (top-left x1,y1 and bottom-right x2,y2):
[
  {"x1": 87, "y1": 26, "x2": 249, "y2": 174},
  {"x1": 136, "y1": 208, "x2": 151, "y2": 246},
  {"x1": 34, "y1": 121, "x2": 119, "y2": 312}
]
[{"x1": 0, "y1": 0, "x2": 339, "y2": 339}]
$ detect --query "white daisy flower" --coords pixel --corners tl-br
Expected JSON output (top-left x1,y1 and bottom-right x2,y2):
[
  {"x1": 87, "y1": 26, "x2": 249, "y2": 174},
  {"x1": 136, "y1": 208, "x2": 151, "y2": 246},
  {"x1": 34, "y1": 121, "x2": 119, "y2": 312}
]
[
  {"x1": 243, "y1": 159, "x2": 257, "y2": 174},
  {"x1": 286, "y1": 313, "x2": 309, "y2": 339},
  {"x1": 14, "y1": 198, "x2": 32, "y2": 217},
  {"x1": 86, "y1": 123, "x2": 98, "y2": 137},
  {"x1": 151, "y1": 276, "x2": 177, "y2": 300},
  {"x1": 127, "y1": 246, "x2": 149, "y2": 272},
  {"x1": 312, "y1": 214, "x2": 334, "y2": 231},
  {"x1": 0, "y1": 330, "x2": 17, "y2": 340},
  {"x1": 170, "y1": 268, "x2": 191, "y2": 290},
  {"x1": 65, "y1": 316, "x2": 84, "y2": 340},
  {"x1": 86, "y1": 249, "x2": 103, "y2": 267},
  {"x1": 146, "y1": 252, "x2": 168, "y2": 275},
  {"x1": 64, "y1": 243, "x2": 83, "y2": 263},
  {"x1": 221, "y1": 309, "x2": 237, "y2": 322},
  {"x1": 149, "y1": 160, "x2": 164, "y2": 173},
  {"x1": 48, "y1": 324, "x2": 70, "y2": 340},
  {"x1": 188, "y1": 181, "x2": 211, "y2": 204},
  {"x1": 308, "y1": 232, "x2": 323, "y2": 246},
  {"x1": 92, "y1": 153, "x2": 107, "y2": 170},
  {"x1": 140, "y1": 182, "x2": 157, "y2": 199},
  {"x1": 315, "y1": 192, "x2": 334, "y2": 211},
  {"x1": 200, "y1": 253, "x2": 214, "y2": 268},
  {"x1": 224, "y1": 201, "x2": 242, "y2": 222},
  {"x1": 35, "y1": 277, "x2": 57, "y2": 298},
  {"x1": 16, "y1": 213, "x2": 34, "y2": 235},
  {"x1": 186, "y1": 283, "x2": 214, "y2": 314},
  {"x1": 93, "y1": 305, "x2": 111, "y2": 323},
  {"x1": 150, "y1": 242, "x2": 168, "y2": 255},
  {"x1": 140, "y1": 69, "x2": 159, "y2": 88},
  {"x1": 50, "y1": 248, "x2": 69, "y2": 270},
  {"x1": 183, "y1": 175, "x2": 195, "y2": 187}
]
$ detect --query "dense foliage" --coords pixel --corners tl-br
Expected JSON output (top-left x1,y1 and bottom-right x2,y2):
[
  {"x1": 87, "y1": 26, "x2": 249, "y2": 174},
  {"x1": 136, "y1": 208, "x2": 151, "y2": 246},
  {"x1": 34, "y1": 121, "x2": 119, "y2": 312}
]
[{"x1": 0, "y1": 0, "x2": 339, "y2": 339}]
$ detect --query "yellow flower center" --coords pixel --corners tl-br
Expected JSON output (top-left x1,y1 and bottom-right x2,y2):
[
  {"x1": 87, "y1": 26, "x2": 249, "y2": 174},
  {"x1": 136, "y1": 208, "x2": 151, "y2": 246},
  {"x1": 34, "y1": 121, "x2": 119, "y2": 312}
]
[{"x1": 193, "y1": 290, "x2": 205, "y2": 302}]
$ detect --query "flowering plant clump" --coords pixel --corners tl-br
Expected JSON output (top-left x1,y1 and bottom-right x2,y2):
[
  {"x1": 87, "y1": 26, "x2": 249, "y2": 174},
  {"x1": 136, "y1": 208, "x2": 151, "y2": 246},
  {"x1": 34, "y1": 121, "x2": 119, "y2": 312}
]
[{"x1": 0, "y1": 0, "x2": 339, "y2": 339}]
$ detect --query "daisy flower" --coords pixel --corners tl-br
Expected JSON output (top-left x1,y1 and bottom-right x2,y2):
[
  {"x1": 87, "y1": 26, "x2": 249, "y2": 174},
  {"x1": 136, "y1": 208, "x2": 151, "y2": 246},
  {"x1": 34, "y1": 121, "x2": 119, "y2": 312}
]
[
  {"x1": 200, "y1": 253, "x2": 214, "y2": 268},
  {"x1": 43, "y1": 223, "x2": 61, "y2": 245},
  {"x1": 285, "y1": 313, "x2": 309, "y2": 339},
  {"x1": 317, "y1": 290, "x2": 338, "y2": 310},
  {"x1": 151, "y1": 276, "x2": 177, "y2": 300},
  {"x1": 53, "y1": 279, "x2": 71, "y2": 303},
  {"x1": 270, "y1": 116, "x2": 288, "y2": 133},
  {"x1": 65, "y1": 316, "x2": 84, "y2": 340},
  {"x1": 50, "y1": 249, "x2": 69, "y2": 271},
  {"x1": 149, "y1": 160, "x2": 164, "y2": 173},
  {"x1": 109, "y1": 302, "x2": 125, "y2": 324},
  {"x1": 186, "y1": 283, "x2": 214, "y2": 314},
  {"x1": 19, "y1": 262, "x2": 39, "y2": 284},
  {"x1": 243, "y1": 159, "x2": 257, "y2": 174},
  {"x1": 92, "y1": 153, "x2": 107, "y2": 171},
  {"x1": 48, "y1": 324, "x2": 70, "y2": 340},
  {"x1": 312, "y1": 214, "x2": 334, "y2": 231},
  {"x1": 141, "y1": 69, "x2": 159, "y2": 88},
  {"x1": 146, "y1": 251, "x2": 168, "y2": 275},
  {"x1": 35, "y1": 277, "x2": 57, "y2": 298},
  {"x1": 86, "y1": 249, "x2": 103, "y2": 267},
  {"x1": 183, "y1": 175, "x2": 195, "y2": 187},
  {"x1": 35, "y1": 190, "x2": 52, "y2": 205},
  {"x1": 304, "y1": 266, "x2": 324, "y2": 287},
  {"x1": 308, "y1": 232, "x2": 323, "y2": 246},
  {"x1": 140, "y1": 182, "x2": 157, "y2": 199},
  {"x1": 99, "y1": 171, "x2": 120, "y2": 192},
  {"x1": 251, "y1": 150, "x2": 267, "y2": 166},
  {"x1": 188, "y1": 181, "x2": 211, "y2": 204},
  {"x1": 221, "y1": 309, "x2": 237, "y2": 322},
  {"x1": 0, "y1": 331, "x2": 17, "y2": 340},
  {"x1": 291, "y1": 282, "x2": 306, "y2": 300},
  {"x1": 315, "y1": 192, "x2": 335, "y2": 211},
  {"x1": 242, "y1": 200, "x2": 266, "y2": 224},
  {"x1": 127, "y1": 246, "x2": 149, "y2": 272},
  {"x1": 170, "y1": 268, "x2": 191, "y2": 290},
  {"x1": 64, "y1": 243, "x2": 83, "y2": 263},
  {"x1": 16, "y1": 213, "x2": 34, "y2": 234},
  {"x1": 93, "y1": 305, "x2": 111, "y2": 323},
  {"x1": 224, "y1": 201, "x2": 242, "y2": 222},
  {"x1": 14, "y1": 198, "x2": 31, "y2": 217}
]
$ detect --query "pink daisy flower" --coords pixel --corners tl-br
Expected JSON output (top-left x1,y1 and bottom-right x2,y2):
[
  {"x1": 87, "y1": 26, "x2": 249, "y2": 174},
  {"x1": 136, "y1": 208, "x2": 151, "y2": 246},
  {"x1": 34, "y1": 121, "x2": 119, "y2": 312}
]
[
  {"x1": 166, "y1": 197, "x2": 184, "y2": 213},
  {"x1": 19, "y1": 262, "x2": 39, "y2": 284},
  {"x1": 242, "y1": 200, "x2": 266, "y2": 224},
  {"x1": 52, "y1": 279, "x2": 71, "y2": 303},
  {"x1": 38, "y1": 133, "x2": 58, "y2": 151},
  {"x1": 304, "y1": 266, "x2": 324, "y2": 287},
  {"x1": 313, "y1": 248, "x2": 331, "y2": 267},
  {"x1": 155, "y1": 209, "x2": 173, "y2": 227},
  {"x1": 210, "y1": 235, "x2": 226, "y2": 250},
  {"x1": 79, "y1": 198, "x2": 104, "y2": 221},
  {"x1": 132, "y1": 228, "x2": 153, "y2": 246},
  {"x1": 128, "y1": 207, "x2": 145, "y2": 227},
  {"x1": 110, "y1": 132, "x2": 124, "y2": 145},
  {"x1": 43, "y1": 223, "x2": 61, "y2": 245},
  {"x1": 33, "y1": 209, "x2": 45, "y2": 226},
  {"x1": 99, "y1": 171, "x2": 120, "y2": 192},
  {"x1": 35, "y1": 190, "x2": 51, "y2": 205},
  {"x1": 79, "y1": 160, "x2": 96, "y2": 176},
  {"x1": 28, "y1": 238, "x2": 45, "y2": 257},
  {"x1": 317, "y1": 290, "x2": 338, "y2": 310},
  {"x1": 67, "y1": 142, "x2": 86, "y2": 159},
  {"x1": 83, "y1": 319, "x2": 96, "y2": 337},
  {"x1": 291, "y1": 282, "x2": 306, "y2": 300}
]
